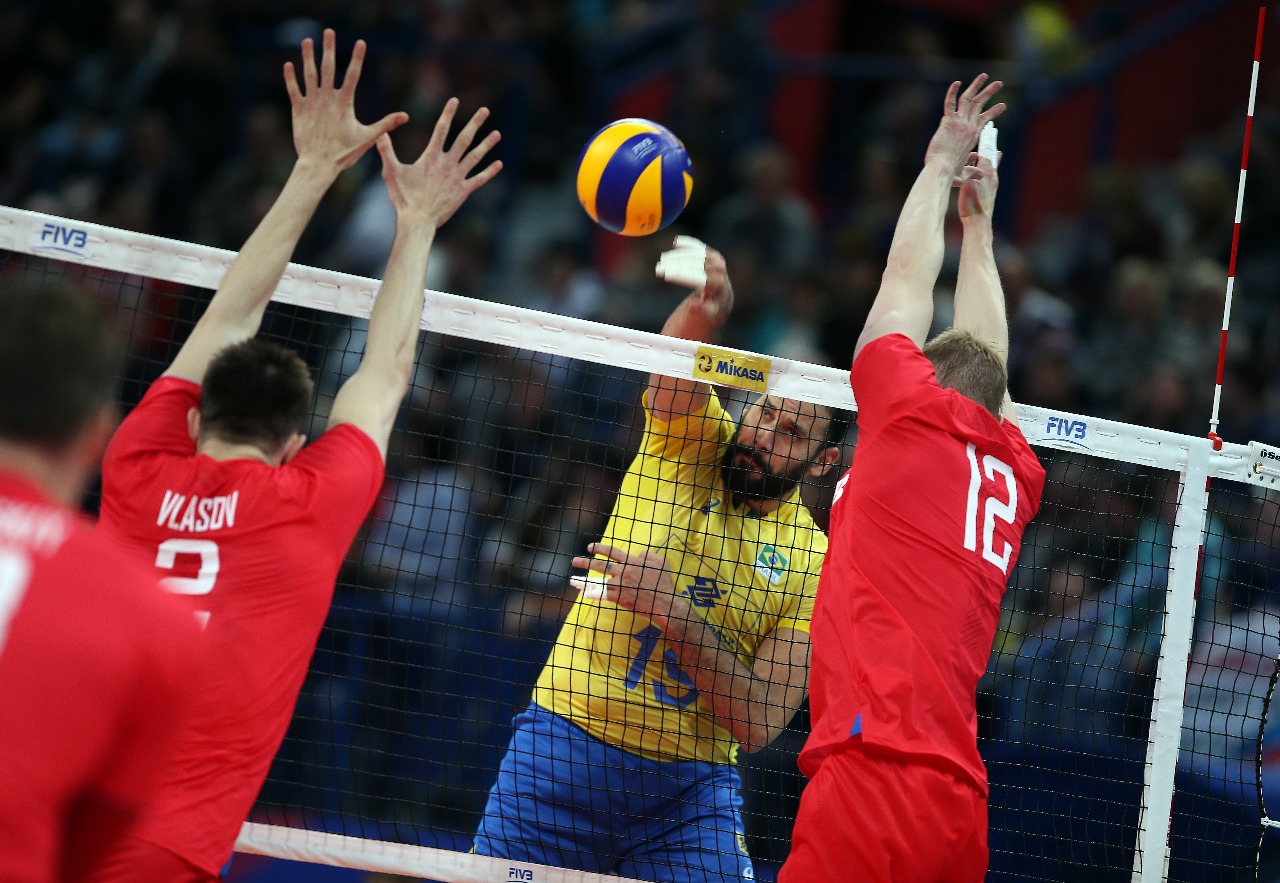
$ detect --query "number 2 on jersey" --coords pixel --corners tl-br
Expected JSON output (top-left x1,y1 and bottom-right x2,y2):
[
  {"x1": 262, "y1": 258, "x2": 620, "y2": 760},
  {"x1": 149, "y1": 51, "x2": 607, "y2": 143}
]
[
  {"x1": 963, "y1": 442, "x2": 1017, "y2": 573},
  {"x1": 155, "y1": 538, "x2": 219, "y2": 628}
]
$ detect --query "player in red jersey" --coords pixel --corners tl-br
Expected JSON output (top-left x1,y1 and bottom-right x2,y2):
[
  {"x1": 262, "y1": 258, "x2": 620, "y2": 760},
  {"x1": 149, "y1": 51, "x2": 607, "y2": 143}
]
[
  {"x1": 0, "y1": 281, "x2": 198, "y2": 883},
  {"x1": 778, "y1": 75, "x2": 1046, "y2": 883},
  {"x1": 89, "y1": 29, "x2": 502, "y2": 882}
]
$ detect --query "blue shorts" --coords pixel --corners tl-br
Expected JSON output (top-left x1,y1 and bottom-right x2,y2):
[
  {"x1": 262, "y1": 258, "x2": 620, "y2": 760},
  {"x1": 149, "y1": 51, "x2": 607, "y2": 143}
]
[{"x1": 473, "y1": 704, "x2": 754, "y2": 883}]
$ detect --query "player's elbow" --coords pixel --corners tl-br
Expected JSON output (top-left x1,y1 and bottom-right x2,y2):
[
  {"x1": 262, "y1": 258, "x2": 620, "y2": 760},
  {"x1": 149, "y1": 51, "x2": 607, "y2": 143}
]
[
  {"x1": 735, "y1": 718, "x2": 781, "y2": 754},
  {"x1": 739, "y1": 728, "x2": 776, "y2": 755},
  {"x1": 359, "y1": 356, "x2": 412, "y2": 401}
]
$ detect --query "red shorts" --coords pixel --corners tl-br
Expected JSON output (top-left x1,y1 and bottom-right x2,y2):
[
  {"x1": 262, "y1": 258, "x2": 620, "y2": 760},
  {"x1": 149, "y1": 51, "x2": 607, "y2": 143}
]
[
  {"x1": 83, "y1": 834, "x2": 220, "y2": 883},
  {"x1": 780, "y1": 745, "x2": 988, "y2": 883}
]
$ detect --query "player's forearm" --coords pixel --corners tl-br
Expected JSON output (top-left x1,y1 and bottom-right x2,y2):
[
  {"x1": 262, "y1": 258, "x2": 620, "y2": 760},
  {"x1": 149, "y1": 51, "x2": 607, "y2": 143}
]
[
  {"x1": 881, "y1": 158, "x2": 952, "y2": 301},
  {"x1": 203, "y1": 159, "x2": 338, "y2": 332},
  {"x1": 954, "y1": 218, "x2": 1009, "y2": 361},
  {"x1": 647, "y1": 295, "x2": 723, "y2": 419},
  {"x1": 659, "y1": 610, "x2": 788, "y2": 753},
  {"x1": 361, "y1": 215, "x2": 436, "y2": 384}
]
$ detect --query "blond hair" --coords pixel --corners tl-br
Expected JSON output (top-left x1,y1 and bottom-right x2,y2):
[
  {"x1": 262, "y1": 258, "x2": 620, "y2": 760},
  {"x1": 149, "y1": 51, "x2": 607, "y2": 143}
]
[{"x1": 922, "y1": 329, "x2": 1007, "y2": 418}]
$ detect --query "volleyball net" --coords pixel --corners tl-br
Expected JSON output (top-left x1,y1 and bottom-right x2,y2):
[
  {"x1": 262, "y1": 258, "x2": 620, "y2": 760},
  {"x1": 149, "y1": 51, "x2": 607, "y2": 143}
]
[{"x1": 3, "y1": 205, "x2": 1278, "y2": 882}]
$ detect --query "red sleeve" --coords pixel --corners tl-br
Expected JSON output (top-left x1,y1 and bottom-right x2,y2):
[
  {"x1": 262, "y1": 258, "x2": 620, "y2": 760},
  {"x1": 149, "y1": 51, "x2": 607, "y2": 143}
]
[
  {"x1": 1002, "y1": 421, "x2": 1047, "y2": 518},
  {"x1": 288, "y1": 423, "x2": 385, "y2": 533},
  {"x1": 104, "y1": 377, "x2": 200, "y2": 470},
  {"x1": 850, "y1": 334, "x2": 939, "y2": 435}
]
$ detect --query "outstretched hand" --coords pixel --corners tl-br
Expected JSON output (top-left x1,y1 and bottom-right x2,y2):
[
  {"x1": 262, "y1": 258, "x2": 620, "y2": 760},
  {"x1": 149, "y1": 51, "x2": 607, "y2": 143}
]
[
  {"x1": 376, "y1": 98, "x2": 503, "y2": 229},
  {"x1": 957, "y1": 153, "x2": 1000, "y2": 222},
  {"x1": 283, "y1": 29, "x2": 409, "y2": 174},
  {"x1": 924, "y1": 73, "x2": 1006, "y2": 184}
]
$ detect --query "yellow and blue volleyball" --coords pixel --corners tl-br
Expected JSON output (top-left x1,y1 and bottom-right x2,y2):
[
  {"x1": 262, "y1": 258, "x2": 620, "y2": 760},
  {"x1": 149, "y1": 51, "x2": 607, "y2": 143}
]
[{"x1": 576, "y1": 119, "x2": 693, "y2": 237}]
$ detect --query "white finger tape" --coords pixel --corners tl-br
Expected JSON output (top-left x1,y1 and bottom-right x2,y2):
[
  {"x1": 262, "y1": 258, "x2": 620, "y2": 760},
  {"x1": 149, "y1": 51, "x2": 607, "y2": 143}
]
[
  {"x1": 656, "y1": 237, "x2": 709, "y2": 288},
  {"x1": 572, "y1": 573, "x2": 611, "y2": 599},
  {"x1": 978, "y1": 122, "x2": 999, "y2": 167}
]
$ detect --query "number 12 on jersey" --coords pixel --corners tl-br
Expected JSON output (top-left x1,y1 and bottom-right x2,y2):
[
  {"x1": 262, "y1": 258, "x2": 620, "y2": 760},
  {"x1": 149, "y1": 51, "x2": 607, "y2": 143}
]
[{"x1": 963, "y1": 442, "x2": 1017, "y2": 574}]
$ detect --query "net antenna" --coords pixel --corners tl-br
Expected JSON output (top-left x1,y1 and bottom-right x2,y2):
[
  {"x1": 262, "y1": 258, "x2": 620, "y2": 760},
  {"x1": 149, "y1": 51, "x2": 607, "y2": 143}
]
[{"x1": 1208, "y1": 6, "x2": 1267, "y2": 448}]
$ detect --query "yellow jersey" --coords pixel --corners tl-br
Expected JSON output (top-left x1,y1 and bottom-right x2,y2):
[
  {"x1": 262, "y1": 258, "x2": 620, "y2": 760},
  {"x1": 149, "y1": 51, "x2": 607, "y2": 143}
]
[{"x1": 532, "y1": 391, "x2": 826, "y2": 764}]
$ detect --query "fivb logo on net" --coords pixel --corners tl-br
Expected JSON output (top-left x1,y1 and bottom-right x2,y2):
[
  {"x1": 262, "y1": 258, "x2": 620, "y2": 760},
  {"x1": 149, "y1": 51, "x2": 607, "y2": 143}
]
[
  {"x1": 33, "y1": 221, "x2": 92, "y2": 260},
  {"x1": 1040, "y1": 414, "x2": 1090, "y2": 451}
]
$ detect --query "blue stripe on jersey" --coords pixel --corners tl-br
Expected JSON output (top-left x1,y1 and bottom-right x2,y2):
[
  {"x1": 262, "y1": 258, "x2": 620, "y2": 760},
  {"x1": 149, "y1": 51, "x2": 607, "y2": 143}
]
[{"x1": 850, "y1": 711, "x2": 863, "y2": 738}]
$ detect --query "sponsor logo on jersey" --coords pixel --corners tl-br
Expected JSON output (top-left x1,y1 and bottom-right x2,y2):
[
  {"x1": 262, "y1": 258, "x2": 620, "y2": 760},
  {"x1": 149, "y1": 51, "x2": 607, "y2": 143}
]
[
  {"x1": 693, "y1": 345, "x2": 771, "y2": 393},
  {"x1": 698, "y1": 497, "x2": 722, "y2": 515},
  {"x1": 684, "y1": 575, "x2": 723, "y2": 608},
  {"x1": 33, "y1": 222, "x2": 92, "y2": 260},
  {"x1": 1037, "y1": 415, "x2": 1091, "y2": 451},
  {"x1": 755, "y1": 544, "x2": 788, "y2": 585}
]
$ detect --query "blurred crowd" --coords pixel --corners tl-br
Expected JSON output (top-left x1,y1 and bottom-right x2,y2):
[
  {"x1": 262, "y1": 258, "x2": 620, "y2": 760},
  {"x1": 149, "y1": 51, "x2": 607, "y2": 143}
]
[{"x1": 5, "y1": 0, "x2": 1280, "y2": 868}]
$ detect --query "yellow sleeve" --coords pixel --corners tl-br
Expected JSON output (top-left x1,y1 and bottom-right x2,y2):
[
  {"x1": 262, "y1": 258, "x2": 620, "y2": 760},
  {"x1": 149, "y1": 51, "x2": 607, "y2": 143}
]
[
  {"x1": 603, "y1": 391, "x2": 735, "y2": 552},
  {"x1": 640, "y1": 389, "x2": 735, "y2": 465}
]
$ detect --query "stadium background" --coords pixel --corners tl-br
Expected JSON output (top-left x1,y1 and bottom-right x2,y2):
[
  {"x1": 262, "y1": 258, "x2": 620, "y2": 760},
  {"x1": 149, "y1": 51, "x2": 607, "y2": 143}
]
[{"x1": 3, "y1": 0, "x2": 1279, "y2": 880}]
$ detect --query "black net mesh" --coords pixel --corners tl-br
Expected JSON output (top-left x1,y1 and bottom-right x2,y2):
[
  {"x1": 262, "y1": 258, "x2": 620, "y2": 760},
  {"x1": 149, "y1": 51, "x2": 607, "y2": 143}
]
[{"x1": 5, "y1": 245, "x2": 1275, "y2": 882}]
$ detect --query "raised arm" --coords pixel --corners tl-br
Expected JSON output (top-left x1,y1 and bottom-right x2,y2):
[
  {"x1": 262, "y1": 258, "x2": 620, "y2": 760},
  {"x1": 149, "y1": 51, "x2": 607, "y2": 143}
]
[
  {"x1": 647, "y1": 244, "x2": 734, "y2": 422},
  {"x1": 164, "y1": 29, "x2": 407, "y2": 383},
  {"x1": 954, "y1": 151, "x2": 1018, "y2": 423},
  {"x1": 326, "y1": 99, "x2": 502, "y2": 459},
  {"x1": 853, "y1": 74, "x2": 1005, "y2": 362}
]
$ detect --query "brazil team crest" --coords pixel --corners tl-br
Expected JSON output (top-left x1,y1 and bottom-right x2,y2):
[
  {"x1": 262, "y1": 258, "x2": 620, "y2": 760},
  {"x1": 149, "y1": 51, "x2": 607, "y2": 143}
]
[{"x1": 755, "y1": 545, "x2": 788, "y2": 585}]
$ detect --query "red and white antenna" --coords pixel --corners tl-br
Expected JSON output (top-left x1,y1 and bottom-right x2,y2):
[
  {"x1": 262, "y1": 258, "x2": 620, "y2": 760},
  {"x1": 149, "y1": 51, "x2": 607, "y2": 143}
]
[{"x1": 1208, "y1": 6, "x2": 1267, "y2": 449}]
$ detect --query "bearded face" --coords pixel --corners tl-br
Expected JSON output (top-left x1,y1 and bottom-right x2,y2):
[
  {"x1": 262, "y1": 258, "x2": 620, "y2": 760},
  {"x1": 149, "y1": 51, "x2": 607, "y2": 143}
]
[{"x1": 720, "y1": 435, "x2": 813, "y2": 505}]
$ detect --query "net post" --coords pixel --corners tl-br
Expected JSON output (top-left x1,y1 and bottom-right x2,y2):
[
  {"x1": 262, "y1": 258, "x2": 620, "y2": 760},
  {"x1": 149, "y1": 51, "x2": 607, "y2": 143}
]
[{"x1": 1131, "y1": 438, "x2": 1213, "y2": 883}]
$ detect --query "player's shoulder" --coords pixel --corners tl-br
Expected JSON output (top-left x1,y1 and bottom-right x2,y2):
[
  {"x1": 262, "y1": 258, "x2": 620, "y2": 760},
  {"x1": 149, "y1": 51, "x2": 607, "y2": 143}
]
[
  {"x1": 129, "y1": 375, "x2": 202, "y2": 416},
  {"x1": 291, "y1": 422, "x2": 384, "y2": 474},
  {"x1": 852, "y1": 332, "x2": 926, "y2": 375}
]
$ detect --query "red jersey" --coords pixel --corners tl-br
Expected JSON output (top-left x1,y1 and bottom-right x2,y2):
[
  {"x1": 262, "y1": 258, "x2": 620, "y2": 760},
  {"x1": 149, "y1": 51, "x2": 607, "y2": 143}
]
[
  {"x1": 0, "y1": 469, "x2": 196, "y2": 883},
  {"x1": 96, "y1": 376, "x2": 383, "y2": 873},
  {"x1": 800, "y1": 334, "x2": 1045, "y2": 792}
]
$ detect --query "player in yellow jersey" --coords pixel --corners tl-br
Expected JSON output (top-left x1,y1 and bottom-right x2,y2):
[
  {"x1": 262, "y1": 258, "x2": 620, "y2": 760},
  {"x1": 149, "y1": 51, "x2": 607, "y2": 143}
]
[{"x1": 473, "y1": 238, "x2": 850, "y2": 882}]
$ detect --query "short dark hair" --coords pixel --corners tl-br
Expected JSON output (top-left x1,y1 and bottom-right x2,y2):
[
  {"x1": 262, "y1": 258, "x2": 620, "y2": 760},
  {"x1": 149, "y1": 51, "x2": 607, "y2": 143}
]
[
  {"x1": 922, "y1": 328, "x2": 1007, "y2": 418},
  {"x1": 0, "y1": 280, "x2": 120, "y2": 447},
  {"x1": 200, "y1": 339, "x2": 313, "y2": 451}
]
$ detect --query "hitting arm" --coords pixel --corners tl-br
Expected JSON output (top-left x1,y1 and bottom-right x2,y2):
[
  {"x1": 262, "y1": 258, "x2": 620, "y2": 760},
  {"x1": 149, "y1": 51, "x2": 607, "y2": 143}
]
[
  {"x1": 953, "y1": 151, "x2": 1018, "y2": 423},
  {"x1": 574, "y1": 543, "x2": 807, "y2": 753},
  {"x1": 327, "y1": 99, "x2": 502, "y2": 459},
  {"x1": 165, "y1": 30, "x2": 407, "y2": 383},
  {"x1": 854, "y1": 75, "x2": 1005, "y2": 362},
  {"x1": 647, "y1": 243, "x2": 734, "y2": 422}
]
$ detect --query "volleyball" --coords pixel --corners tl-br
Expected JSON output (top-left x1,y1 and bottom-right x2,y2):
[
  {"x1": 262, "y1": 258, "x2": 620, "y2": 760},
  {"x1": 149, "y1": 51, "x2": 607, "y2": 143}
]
[{"x1": 576, "y1": 119, "x2": 693, "y2": 237}]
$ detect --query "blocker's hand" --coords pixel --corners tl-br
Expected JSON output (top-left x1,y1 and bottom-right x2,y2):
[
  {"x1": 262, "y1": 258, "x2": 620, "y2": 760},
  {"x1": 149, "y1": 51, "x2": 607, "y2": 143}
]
[
  {"x1": 923, "y1": 73, "x2": 1006, "y2": 184},
  {"x1": 376, "y1": 98, "x2": 503, "y2": 230},
  {"x1": 958, "y1": 153, "x2": 1000, "y2": 223},
  {"x1": 570, "y1": 542, "x2": 691, "y2": 630},
  {"x1": 283, "y1": 28, "x2": 408, "y2": 174}
]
